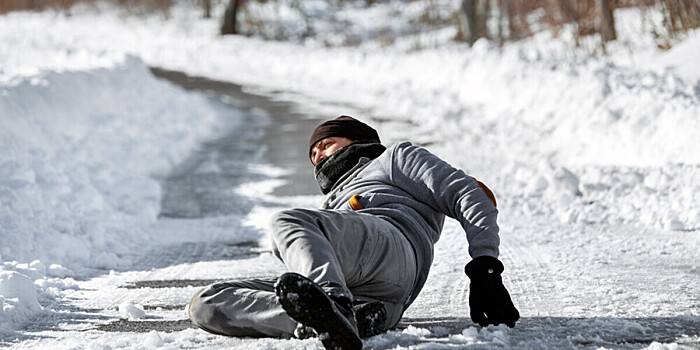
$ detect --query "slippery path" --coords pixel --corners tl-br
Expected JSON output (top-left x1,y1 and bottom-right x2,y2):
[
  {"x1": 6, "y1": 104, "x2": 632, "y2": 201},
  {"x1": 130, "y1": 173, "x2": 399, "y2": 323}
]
[
  {"x1": 149, "y1": 67, "x2": 323, "y2": 198},
  {"x1": 6, "y1": 69, "x2": 699, "y2": 350},
  {"x1": 91, "y1": 68, "x2": 331, "y2": 333},
  {"x1": 3, "y1": 69, "x2": 329, "y2": 348},
  {"x1": 111, "y1": 70, "x2": 700, "y2": 349}
]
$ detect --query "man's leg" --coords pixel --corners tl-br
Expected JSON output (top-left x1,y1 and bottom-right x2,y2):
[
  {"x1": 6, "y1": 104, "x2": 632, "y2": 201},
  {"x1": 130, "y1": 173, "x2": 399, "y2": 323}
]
[
  {"x1": 349, "y1": 226, "x2": 417, "y2": 330},
  {"x1": 190, "y1": 209, "x2": 416, "y2": 339},
  {"x1": 188, "y1": 277, "x2": 297, "y2": 337},
  {"x1": 269, "y1": 208, "x2": 417, "y2": 330}
]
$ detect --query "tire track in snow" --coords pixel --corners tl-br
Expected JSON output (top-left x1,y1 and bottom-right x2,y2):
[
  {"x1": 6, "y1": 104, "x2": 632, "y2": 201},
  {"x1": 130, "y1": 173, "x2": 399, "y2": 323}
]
[{"x1": 499, "y1": 225, "x2": 550, "y2": 317}]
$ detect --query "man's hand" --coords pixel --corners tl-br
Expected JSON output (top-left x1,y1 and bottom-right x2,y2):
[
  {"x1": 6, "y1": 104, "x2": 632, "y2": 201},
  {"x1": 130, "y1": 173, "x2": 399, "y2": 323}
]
[{"x1": 465, "y1": 256, "x2": 520, "y2": 328}]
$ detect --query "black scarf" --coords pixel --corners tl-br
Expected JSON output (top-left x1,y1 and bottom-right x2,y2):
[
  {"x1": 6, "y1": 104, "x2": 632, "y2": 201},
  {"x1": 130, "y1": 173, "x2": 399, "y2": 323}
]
[{"x1": 314, "y1": 142, "x2": 386, "y2": 194}]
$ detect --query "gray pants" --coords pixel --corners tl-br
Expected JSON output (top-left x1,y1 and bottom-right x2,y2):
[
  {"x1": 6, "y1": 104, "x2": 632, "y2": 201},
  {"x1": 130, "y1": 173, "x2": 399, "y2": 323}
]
[{"x1": 188, "y1": 208, "x2": 417, "y2": 338}]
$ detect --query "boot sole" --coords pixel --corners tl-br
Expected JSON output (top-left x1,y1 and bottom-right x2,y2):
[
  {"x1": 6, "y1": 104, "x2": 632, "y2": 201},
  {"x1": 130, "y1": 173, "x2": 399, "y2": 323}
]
[
  {"x1": 355, "y1": 301, "x2": 387, "y2": 338},
  {"x1": 275, "y1": 273, "x2": 362, "y2": 350}
]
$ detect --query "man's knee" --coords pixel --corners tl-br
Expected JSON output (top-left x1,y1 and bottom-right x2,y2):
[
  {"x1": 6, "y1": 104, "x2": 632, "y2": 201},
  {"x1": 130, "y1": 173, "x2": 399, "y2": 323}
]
[
  {"x1": 269, "y1": 209, "x2": 316, "y2": 242},
  {"x1": 269, "y1": 209, "x2": 309, "y2": 228},
  {"x1": 188, "y1": 281, "x2": 292, "y2": 338},
  {"x1": 188, "y1": 285, "x2": 248, "y2": 337},
  {"x1": 188, "y1": 287, "x2": 219, "y2": 334}
]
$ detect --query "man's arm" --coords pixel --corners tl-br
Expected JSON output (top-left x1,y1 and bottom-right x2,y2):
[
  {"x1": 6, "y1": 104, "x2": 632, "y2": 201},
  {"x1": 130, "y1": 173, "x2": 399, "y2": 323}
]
[
  {"x1": 386, "y1": 142, "x2": 520, "y2": 327},
  {"x1": 386, "y1": 142, "x2": 500, "y2": 258}
]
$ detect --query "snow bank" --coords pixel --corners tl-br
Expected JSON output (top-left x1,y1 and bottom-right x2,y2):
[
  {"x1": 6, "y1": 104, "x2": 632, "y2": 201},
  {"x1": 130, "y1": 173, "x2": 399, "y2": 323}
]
[
  {"x1": 0, "y1": 56, "x2": 221, "y2": 330},
  {"x1": 500, "y1": 160, "x2": 700, "y2": 230},
  {"x1": 0, "y1": 55, "x2": 219, "y2": 267},
  {"x1": 2, "y1": 6, "x2": 698, "y2": 170}
]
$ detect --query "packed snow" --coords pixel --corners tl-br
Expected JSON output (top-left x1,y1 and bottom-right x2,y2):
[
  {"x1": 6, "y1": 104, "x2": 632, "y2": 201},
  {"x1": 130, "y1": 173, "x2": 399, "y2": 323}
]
[
  {"x1": 0, "y1": 55, "x2": 228, "y2": 331},
  {"x1": 1, "y1": 1, "x2": 699, "y2": 349}
]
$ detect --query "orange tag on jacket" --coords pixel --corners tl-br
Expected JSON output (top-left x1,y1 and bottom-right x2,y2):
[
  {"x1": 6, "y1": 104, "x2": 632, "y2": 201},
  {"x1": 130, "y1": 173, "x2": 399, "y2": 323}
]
[{"x1": 349, "y1": 194, "x2": 364, "y2": 210}]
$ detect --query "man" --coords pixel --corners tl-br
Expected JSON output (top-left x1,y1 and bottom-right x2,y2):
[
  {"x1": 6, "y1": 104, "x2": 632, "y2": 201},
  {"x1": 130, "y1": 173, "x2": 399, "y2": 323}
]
[{"x1": 188, "y1": 116, "x2": 519, "y2": 350}]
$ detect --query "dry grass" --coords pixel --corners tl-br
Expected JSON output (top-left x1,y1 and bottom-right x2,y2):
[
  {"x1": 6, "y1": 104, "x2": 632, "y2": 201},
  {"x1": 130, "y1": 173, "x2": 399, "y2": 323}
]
[
  {"x1": 0, "y1": 0, "x2": 80, "y2": 14},
  {"x1": 0, "y1": 0, "x2": 172, "y2": 15}
]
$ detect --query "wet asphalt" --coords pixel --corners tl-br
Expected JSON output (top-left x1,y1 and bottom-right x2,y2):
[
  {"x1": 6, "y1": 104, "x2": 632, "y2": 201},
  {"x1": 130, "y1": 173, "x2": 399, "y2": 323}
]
[
  {"x1": 150, "y1": 67, "x2": 323, "y2": 204},
  {"x1": 91, "y1": 68, "x2": 328, "y2": 333}
]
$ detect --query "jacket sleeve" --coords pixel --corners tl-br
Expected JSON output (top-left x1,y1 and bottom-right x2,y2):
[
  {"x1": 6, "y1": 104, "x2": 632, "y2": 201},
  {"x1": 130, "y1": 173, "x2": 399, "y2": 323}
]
[{"x1": 387, "y1": 142, "x2": 500, "y2": 258}]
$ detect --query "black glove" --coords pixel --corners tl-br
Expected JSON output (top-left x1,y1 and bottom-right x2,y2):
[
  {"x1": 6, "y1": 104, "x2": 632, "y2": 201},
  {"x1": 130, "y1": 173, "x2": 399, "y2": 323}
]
[{"x1": 465, "y1": 256, "x2": 520, "y2": 328}]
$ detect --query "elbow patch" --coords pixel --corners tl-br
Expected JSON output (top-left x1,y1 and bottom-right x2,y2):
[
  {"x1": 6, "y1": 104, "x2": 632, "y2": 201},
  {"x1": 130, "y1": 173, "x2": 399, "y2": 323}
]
[{"x1": 472, "y1": 177, "x2": 497, "y2": 208}]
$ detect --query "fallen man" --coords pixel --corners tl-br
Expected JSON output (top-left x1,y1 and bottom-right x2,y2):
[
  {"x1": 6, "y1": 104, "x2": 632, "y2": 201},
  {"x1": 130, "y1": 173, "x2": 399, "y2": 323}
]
[{"x1": 188, "y1": 115, "x2": 520, "y2": 350}]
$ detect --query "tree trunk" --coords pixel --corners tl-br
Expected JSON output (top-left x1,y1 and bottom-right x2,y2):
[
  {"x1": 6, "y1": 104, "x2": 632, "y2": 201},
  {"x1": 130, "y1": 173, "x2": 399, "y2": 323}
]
[
  {"x1": 202, "y1": 0, "x2": 211, "y2": 19},
  {"x1": 598, "y1": 0, "x2": 617, "y2": 42},
  {"x1": 221, "y1": 0, "x2": 245, "y2": 35},
  {"x1": 457, "y1": 0, "x2": 490, "y2": 45}
]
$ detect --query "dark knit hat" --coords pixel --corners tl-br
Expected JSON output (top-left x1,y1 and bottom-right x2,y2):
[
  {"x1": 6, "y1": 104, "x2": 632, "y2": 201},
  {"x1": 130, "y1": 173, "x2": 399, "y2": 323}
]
[{"x1": 308, "y1": 115, "x2": 381, "y2": 159}]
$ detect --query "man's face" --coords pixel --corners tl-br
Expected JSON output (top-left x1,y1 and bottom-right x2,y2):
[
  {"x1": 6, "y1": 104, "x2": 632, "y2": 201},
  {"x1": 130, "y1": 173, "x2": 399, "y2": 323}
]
[{"x1": 310, "y1": 137, "x2": 354, "y2": 166}]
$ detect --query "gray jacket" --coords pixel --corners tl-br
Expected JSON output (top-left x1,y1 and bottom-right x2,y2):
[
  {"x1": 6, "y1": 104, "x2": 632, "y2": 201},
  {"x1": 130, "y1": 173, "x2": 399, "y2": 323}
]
[{"x1": 320, "y1": 141, "x2": 500, "y2": 306}]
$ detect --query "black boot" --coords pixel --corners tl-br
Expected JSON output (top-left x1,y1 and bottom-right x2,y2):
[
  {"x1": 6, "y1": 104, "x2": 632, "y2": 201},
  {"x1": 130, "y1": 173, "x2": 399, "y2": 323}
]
[
  {"x1": 293, "y1": 300, "x2": 387, "y2": 340},
  {"x1": 293, "y1": 323, "x2": 317, "y2": 339},
  {"x1": 355, "y1": 300, "x2": 387, "y2": 338},
  {"x1": 275, "y1": 273, "x2": 362, "y2": 350}
]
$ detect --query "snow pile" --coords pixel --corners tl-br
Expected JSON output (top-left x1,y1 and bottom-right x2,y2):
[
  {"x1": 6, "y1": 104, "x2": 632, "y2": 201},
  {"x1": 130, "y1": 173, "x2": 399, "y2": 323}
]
[
  {"x1": 0, "y1": 271, "x2": 43, "y2": 330},
  {"x1": 498, "y1": 159, "x2": 700, "y2": 231},
  {"x1": 364, "y1": 324, "x2": 512, "y2": 348},
  {"x1": 0, "y1": 56, "x2": 222, "y2": 330},
  {"x1": 443, "y1": 41, "x2": 700, "y2": 167},
  {"x1": 0, "y1": 55, "x2": 219, "y2": 267}
]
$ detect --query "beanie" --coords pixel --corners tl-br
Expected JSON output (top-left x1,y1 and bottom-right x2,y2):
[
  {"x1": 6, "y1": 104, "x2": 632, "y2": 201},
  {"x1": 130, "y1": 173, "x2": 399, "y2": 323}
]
[{"x1": 308, "y1": 116, "x2": 381, "y2": 159}]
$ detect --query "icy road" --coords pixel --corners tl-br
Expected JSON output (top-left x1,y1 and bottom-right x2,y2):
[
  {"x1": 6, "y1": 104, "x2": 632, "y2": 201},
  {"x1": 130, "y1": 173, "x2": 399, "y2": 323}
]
[{"x1": 2, "y1": 68, "x2": 697, "y2": 350}]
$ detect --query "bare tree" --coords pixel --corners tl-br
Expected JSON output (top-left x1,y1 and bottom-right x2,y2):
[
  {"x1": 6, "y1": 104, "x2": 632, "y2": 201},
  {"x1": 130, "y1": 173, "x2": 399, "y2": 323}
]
[
  {"x1": 202, "y1": 0, "x2": 211, "y2": 19},
  {"x1": 221, "y1": 0, "x2": 245, "y2": 35},
  {"x1": 598, "y1": 0, "x2": 617, "y2": 41},
  {"x1": 457, "y1": 0, "x2": 490, "y2": 45}
]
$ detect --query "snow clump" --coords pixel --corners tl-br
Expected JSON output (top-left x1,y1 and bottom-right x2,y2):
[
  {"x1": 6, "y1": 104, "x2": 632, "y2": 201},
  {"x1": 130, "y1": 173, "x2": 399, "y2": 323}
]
[
  {"x1": 119, "y1": 301, "x2": 146, "y2": 320},
  {"x1": 0, "y1": 271, "x2": 43, "y2": 330}
]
